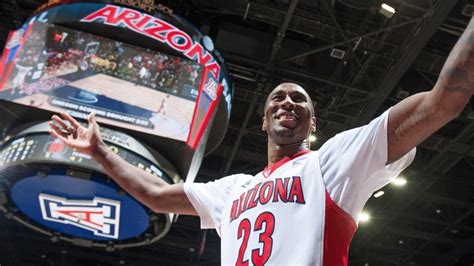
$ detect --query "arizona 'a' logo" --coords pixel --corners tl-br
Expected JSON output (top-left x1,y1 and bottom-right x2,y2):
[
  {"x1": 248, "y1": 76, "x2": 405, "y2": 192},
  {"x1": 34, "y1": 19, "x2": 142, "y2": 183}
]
[
  {"x1": 203, "y1": 77, "x2": 218, "y2": 101},
  {"x1": 38, "y1": 193, "x2": 121, "y2": 239}
]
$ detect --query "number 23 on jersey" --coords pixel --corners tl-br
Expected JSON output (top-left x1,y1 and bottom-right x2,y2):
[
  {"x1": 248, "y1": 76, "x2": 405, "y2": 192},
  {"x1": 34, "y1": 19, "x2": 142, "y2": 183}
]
[{"x1": 236, "y1": 212, "x2": 275, "y2": 266}]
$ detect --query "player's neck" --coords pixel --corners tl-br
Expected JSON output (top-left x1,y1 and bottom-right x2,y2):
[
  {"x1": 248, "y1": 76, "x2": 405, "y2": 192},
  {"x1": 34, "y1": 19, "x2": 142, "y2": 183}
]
[{"x1": 267, "y1": 139, "x2": 310, "y2": 167}]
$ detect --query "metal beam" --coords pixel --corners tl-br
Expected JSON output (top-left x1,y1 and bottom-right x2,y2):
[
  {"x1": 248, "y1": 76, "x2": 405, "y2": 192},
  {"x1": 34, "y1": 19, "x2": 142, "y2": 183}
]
[
  {"x1": 276, "y1": 16, "x2": 427, "y2": 64},
  {"x1": 246, "y1": 2, "x2": 411, "y2": 53},
  {"x1": 275, "y1": 66, "x2": 371, "y2": 94},
  {"x1": 395, "y1": 0, "x2": 430, "y2": 13},
  {"x1": 223, "y1": 52, "x2": 372, "y2": 94},
  {"x1": 221, "y1": 84, "x2": 264, "y2": 175},
  {"x1": 321, "y1": 96, "x2": 374, "y2": 111},
  {"x1": 402, "y1": 206, "x2": 474, "y2": 264},
  {"x1": 398, "y1": 121, "x2": 474, "y2": 211},
  {"x1": 321, "y1": 0, "x2": 376, "y2": 90},
  {"x1": 222, "y1": 0, "x2": 299, "y2": 175},
  {"x1": 355, "y1": 0, "x2": 458, "y2": 125}
]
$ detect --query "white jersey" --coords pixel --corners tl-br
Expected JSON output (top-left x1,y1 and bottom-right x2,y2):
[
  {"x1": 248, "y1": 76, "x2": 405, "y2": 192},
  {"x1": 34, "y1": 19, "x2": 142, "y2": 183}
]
[
  {"x1": 184, "y1": 108, "x2": 416, "y2": 265},
  {"x1": 13, "y1": 64, "x2": 33, "y2": 87},
  {"x1": 139, "y1": 66, "x2": 147, "y2": 78}
]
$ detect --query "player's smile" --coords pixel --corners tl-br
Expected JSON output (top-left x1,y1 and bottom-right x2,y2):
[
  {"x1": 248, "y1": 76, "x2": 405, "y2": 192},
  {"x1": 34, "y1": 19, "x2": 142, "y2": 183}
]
[{"x1": 274, "y1": 111, "x2": 299, "y2": 127}]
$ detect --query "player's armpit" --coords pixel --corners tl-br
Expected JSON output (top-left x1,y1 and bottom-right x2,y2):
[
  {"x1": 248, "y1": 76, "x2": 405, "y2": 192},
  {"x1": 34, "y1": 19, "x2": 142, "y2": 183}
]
[{"x1": 148, "y1": 183, "x2": 198, "y2": 216}]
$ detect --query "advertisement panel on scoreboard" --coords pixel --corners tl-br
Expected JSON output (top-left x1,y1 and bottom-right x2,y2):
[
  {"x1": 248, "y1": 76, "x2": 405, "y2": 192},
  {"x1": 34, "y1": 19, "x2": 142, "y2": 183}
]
[{"x1": 0, "y1": 22, "x2": 204, "y2": 142}]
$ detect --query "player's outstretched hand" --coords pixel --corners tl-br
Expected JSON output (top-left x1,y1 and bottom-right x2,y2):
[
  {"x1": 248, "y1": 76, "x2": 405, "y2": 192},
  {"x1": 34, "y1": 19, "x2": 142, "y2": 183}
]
[{"x1": 48, "y1": 111, "x2": 103, "y2": 155}]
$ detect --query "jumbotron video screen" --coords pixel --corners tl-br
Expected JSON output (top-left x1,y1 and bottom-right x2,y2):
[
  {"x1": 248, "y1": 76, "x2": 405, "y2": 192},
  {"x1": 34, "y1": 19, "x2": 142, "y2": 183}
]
[{"x1": 0, "y1": 22, "x2": 204, "y2": 142}]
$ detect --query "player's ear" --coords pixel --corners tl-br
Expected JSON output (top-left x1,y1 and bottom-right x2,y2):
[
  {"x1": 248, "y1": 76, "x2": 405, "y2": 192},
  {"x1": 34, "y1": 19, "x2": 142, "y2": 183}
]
[
  {"x1": 311, "y1": 116, "x2": 317, "y2": 132},
  {"x1": 262, "y1": 116, "x2": 267, "y2": 132}
]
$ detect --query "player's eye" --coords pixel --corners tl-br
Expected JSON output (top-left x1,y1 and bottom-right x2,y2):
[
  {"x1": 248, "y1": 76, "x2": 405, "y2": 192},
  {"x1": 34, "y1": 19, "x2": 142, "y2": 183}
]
[
  {"x1": 291, "y1": 94, "x2": 305, "y2": 102},
  {"x1": 272, "y1": 95, "x2": 284, "y2": 101}
]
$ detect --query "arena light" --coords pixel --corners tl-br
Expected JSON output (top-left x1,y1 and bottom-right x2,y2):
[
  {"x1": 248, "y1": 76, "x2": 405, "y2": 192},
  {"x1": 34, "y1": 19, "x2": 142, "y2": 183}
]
[
  {"x1": 373, "y1": 190, "x2": 384, "y2": 198},
  {"x1": 391, "y1": 177, "x2": 407, "y2": 187},
  {"x1": 358, "y1": 212, "x2": 370, "y2": 223},
  {"x1": 380, "y1": 3, "x2": 396, "y2": 18},
  {"x1": 309, "y1": 135, "x2": 317, "y2": 142}
]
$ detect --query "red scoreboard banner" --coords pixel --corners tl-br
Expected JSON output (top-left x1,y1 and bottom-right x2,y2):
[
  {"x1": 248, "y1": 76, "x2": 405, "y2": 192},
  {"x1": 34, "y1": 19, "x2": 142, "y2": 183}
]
[{"x1": 187, "y1": 68, "x2": 223, "y2": 149}]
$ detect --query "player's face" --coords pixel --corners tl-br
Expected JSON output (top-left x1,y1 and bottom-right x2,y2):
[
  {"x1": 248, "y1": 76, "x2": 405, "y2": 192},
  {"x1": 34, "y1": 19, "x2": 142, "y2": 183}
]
[{"x1": 262, "y1": 83, "x2": 316, "y2": 145}]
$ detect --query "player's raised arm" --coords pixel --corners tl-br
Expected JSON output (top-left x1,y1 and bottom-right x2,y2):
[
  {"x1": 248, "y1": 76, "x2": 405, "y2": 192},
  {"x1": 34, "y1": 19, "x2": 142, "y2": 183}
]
[
  {"x1": 386, "y1": 17, "x2": 474, "y2": 164},
  {"x1": 48, "y1": 112, "x2": 197, "y2": 216}
]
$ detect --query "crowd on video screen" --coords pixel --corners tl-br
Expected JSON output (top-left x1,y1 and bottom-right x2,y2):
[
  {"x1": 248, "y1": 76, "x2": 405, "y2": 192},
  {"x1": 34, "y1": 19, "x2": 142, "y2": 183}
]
[{"x1": 6, "y1": 22, "x2": 202, "y2": 99}]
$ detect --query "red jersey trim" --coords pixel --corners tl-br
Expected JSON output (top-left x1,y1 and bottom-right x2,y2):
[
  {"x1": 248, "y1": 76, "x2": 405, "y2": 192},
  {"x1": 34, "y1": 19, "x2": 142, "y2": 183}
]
[
  {"x1": 323, "y1": 191, "x2": 357, "y2": 266},
  {"x1": 262, "y1": 149, "x2": 312, "y2": 178}
]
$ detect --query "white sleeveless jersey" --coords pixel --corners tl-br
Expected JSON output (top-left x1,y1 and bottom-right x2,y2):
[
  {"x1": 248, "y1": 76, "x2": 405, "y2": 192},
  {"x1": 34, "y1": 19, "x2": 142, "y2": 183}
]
[
  {"x1": 184, "y1": 109, "x2": 416, "y2": 265},
  {"x1": 13, "y1": 64, "x2": 33, "y2": 84}
]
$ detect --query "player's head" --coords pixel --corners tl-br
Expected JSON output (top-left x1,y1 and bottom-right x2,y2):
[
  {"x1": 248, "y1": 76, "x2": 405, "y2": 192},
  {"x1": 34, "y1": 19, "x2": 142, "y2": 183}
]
[{"x1": 262, "y1": 82, "x2": 316, "y2": 146}]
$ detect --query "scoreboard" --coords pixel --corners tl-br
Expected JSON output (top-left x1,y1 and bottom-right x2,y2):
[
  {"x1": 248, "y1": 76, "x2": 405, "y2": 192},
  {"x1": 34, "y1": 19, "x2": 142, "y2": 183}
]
[{"x1": 0, "y1": 0, "x2": 232, "y2": 248}]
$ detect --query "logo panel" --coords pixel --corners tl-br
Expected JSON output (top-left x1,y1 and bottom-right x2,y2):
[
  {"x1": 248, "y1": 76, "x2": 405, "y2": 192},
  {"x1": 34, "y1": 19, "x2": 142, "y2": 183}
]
[{"x1": 39, "y1": 193, "x2": 121, "y2": 239}]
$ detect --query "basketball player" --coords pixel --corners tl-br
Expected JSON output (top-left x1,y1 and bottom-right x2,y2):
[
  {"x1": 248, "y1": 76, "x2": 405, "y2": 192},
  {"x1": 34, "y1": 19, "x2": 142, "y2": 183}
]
[
  {"x1": 156, "y1": 94, "x2": 170, "y2": 117},
  {"x1": 150, "y1": 94, "x2": 171, "y2": 126},
  {"x1": 11, "y1": 63, "x2": 33, "y2": 94},
  {"x1": 49, "y1": 17, "x2": 474, "y2": 265}
]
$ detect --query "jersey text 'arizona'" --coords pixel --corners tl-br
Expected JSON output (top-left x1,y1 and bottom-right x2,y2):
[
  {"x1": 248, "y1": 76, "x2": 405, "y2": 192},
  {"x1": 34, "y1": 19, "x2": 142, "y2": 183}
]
[{"x1": 229, "y1": 176, "x2": 305, "y2": 223}]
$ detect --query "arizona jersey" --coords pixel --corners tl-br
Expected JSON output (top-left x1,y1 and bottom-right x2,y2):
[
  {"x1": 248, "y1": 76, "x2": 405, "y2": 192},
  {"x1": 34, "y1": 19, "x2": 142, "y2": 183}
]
[{"x1": 184, "y1": 109, "x2": 416, "y2": 265}]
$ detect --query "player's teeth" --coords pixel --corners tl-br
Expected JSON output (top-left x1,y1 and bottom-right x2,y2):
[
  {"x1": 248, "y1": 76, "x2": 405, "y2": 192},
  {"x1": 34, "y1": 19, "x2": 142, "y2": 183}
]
[{"x1": 281, "y1": 115, "x2": 296, "y2": 120}]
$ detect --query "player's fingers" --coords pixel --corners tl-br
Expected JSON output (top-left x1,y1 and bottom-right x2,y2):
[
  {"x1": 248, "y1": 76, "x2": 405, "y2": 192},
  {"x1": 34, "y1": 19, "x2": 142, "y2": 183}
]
[
  {"x1": 48, "y1": 123, "x2": 71, "y2": 144},
  {"x1": 48, "y1": 121, "x2": 69, "y2": 138},
  {"x1": 50, "y1": 130, "x2": 71, "y2": 146},
  {"x1": 60, "y1": 112, "x2": 81, "y2": 129},
  {"x1": 88, "y1": 111, "x2": 99, "y2": 128},
  {"x1": 87, "y1": 111, "x2": 96, "y2": 123},
  {"x1": 51, "y1": 117, "x2": 75, "y2": 135},
  {"x1": 51, "y1": 115, "x2": 69, "y2": 131}
]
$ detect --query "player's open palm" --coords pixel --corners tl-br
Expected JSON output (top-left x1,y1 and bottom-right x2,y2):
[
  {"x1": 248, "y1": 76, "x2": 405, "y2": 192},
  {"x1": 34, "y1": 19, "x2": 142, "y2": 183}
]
[{"x1": 48, "y1": 111, "x2": 103, "y2": 155}]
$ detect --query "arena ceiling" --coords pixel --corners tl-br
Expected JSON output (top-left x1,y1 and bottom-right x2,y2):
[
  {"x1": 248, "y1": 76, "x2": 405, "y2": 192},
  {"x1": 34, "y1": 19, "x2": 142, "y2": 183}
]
[{"x1": 0, "y1": 0, "x2": 473, "y2": 265}]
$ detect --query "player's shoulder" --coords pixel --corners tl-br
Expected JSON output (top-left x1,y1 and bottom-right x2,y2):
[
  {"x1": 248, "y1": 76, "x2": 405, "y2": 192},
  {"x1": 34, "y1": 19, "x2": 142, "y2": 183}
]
[
  {"x1": 209, "y1": 173, "x2": 254, "y2": 191},
  {"x1": 289, "y1": 149, "x2": 318, "y2": 162},
  {"x1": 224, "y1": 173, "x2": 254, "y2": 183},
  {"x1": 322, "y1": 110, "x2": 390, "y2": 148},
  {"x1": 216, "y1": 173, "x2": 253, "y2": 183}
]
